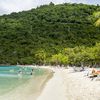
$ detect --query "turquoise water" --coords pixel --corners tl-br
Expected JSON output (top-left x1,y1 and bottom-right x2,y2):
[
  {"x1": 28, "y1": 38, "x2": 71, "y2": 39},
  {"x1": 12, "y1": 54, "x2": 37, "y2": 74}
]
[
  {"x1": 0, "y1": 66, "x2": 44, "y2": 95},
  {"x1": 96, "y1": 68, "x2": 100, "y2": 70}
]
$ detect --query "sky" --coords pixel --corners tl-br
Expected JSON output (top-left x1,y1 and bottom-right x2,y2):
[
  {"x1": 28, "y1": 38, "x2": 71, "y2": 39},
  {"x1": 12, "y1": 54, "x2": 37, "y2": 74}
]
[{"x1": 0, "y1": 0, "x2": 100, "y2": 15}]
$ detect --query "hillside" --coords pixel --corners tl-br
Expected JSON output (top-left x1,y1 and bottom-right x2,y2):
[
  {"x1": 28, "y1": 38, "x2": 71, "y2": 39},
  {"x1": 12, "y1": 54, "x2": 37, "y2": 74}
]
[{"x1": 0, "y1": 3, "x2": 100, "y2": 65}]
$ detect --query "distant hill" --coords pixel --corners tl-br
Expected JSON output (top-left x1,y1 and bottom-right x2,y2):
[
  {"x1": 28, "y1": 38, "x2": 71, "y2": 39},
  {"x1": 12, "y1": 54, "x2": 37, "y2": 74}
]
[{"x1": 0, "y1": 3, "x2": 100, "y2": 65}]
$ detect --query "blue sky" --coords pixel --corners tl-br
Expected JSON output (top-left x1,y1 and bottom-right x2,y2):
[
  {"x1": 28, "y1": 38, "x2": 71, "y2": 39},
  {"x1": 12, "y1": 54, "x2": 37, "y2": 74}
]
[{"x1": 0, "y1": 0, "x2": 100, "y2": 15}]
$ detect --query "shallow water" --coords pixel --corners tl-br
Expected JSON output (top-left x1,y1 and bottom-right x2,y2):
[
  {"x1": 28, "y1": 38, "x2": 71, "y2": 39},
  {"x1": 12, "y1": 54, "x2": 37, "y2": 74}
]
[{"x1": 0, "y1": 66, "x2": 46, "y2": 96}]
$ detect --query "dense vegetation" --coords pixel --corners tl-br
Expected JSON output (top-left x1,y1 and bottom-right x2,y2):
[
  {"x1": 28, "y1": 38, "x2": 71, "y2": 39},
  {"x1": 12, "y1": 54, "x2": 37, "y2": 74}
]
[{"x1": 0, "y1": 3, "x2": 100, "y2": 66}]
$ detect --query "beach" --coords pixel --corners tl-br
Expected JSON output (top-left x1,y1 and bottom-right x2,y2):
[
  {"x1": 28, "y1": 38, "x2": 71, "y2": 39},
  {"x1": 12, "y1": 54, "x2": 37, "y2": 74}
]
[
  {"x1": 0, "y1": 66, "x2": 100, "y2": 100},
  {"x1": 37, "y1": 67, "x2": 100, "y2": 100}
]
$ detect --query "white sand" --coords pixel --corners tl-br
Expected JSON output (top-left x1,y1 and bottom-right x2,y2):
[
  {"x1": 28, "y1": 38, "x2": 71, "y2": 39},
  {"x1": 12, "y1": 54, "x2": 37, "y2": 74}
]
[{"x1": 37, "y1": 67, "x2": 100, "y2": 100}]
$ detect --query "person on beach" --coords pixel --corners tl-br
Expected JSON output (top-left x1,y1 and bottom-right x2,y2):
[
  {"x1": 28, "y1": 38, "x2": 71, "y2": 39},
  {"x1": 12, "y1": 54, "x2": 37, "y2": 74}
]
[
  {"x1": 90, "y1": 68, "x2": 98, "y2": 80},
  {"x1": 92, "y1": 68, "x2": 96, "y2": 74}
]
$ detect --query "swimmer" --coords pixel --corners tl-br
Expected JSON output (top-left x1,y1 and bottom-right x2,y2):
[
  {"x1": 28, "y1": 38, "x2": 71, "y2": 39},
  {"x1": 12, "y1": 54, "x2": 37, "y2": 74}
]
[
  {"x1": 32, "y1": 68, "x2": 34, "y2": 71},
  {"x1": 30, "y1": 72, "x2": 33, "y2": 75}
]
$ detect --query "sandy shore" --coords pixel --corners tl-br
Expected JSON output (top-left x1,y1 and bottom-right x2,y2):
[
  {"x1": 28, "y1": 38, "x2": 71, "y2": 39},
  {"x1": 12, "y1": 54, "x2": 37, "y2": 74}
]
[
  {"x1": 37, "y1": 67, "x2": 100, "y2": 100},
  {"x1": 1, "y1": 65, "x2": 100, "y2": 100}
]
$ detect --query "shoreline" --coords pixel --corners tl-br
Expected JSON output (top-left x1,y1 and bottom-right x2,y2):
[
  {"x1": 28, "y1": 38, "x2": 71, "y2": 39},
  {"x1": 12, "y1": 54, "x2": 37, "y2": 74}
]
[
  {"x1": 0, "y1": 66, "x2": 53, "y2": 100},
  {"x1": 0, "y1": 65, "x2": 100, "y2": 100}
]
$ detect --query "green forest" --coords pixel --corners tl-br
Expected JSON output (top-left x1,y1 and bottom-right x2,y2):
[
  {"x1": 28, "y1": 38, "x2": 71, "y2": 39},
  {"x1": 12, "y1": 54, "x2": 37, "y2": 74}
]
[{"x1": 0, "y1": 3, "x2": 100, "y2": 66}]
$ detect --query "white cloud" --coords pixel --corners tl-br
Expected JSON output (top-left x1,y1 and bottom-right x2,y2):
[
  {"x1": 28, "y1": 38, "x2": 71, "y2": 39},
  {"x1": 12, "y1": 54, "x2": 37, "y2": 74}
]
[
  {"x1": 0, "y1": 0, "x2": 100, "y2": 15},
  {"x1": 0, "y1": 0, "x2": 34, "y2": 15}
]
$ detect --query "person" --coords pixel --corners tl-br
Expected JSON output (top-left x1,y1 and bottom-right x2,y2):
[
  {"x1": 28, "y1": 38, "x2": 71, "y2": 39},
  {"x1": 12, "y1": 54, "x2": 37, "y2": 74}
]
[
  {"x1": 32, "y1": 68, "x2": 34, "y2": 71},
  {"x1": 91, "y1": 68, "x2": 97, "y2": 80},
  {"x1": 30, "y1": 72, "x2": 33, "y2": 75},
  {"x1": 18, "y1": 70, "x2": 23, "y2": 78},
  {"x1": 30, "y1": 68, "x2": 34, "y2": 75},
  {"x1": 92, "y1": 68, "x2": 96, "y2": 75}
]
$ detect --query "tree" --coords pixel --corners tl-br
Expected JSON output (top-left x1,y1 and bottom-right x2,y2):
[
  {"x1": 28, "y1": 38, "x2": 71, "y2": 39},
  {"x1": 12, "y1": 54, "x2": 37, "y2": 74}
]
[
  {"x1": 49, "y1": 2, "x2": 55, "y2": 6},
  {"x1": 0, "y1": 3, "x2": 100, "y2": 65},
  {"x1": 35, "y1": 49, "x2": 47, "y2": 65},
  {"x1": 51, "y1": 53, "x2": 69, "y2": 65}
]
